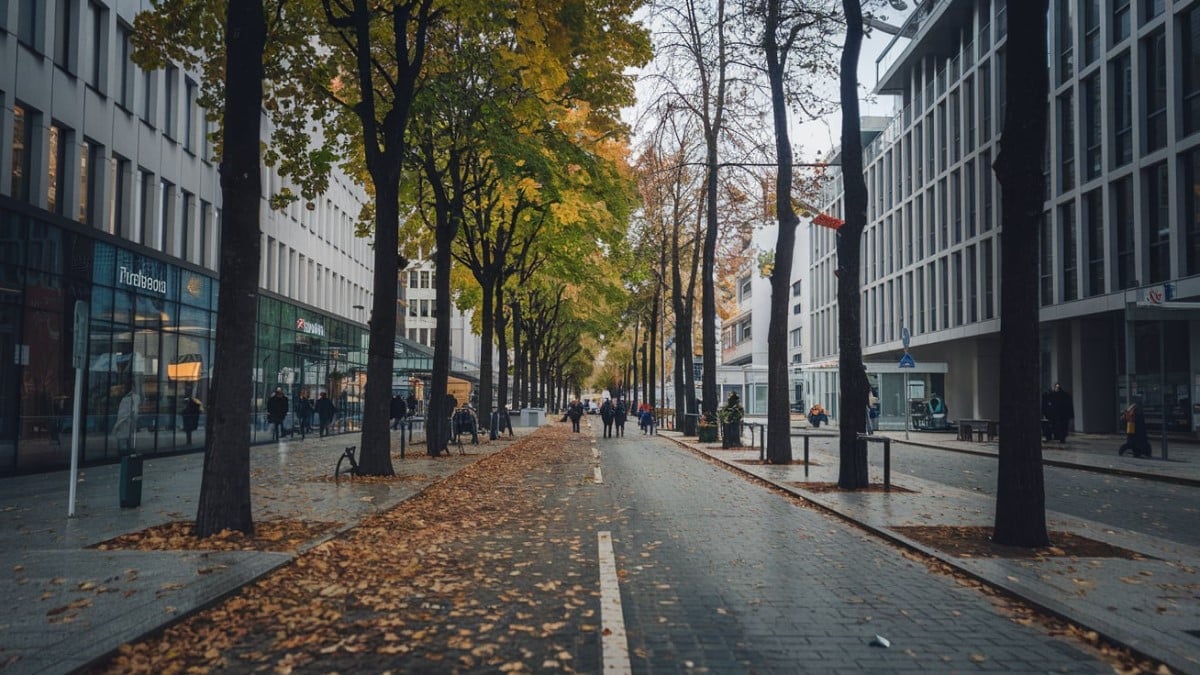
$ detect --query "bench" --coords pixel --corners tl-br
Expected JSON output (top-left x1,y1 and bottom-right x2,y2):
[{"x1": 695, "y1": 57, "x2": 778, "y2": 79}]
[
  {"x1": 335, "y1": 446, "x2": 358, "y2": 483},
  {"x1": 957, "y1": 419, "x2": 998, "y2": 442}
]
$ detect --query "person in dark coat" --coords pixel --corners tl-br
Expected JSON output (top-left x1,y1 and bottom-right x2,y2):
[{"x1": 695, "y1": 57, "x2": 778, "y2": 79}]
[
  {"x1": 297, "y1": 390, "x2": 314, "y2": 437},
  {"x1": 391, "y1": 394, "x2": 408, "y2": 430},
  {"x1": 315, "y1": 391, "x2": 337, "y2": 437},
  {"x1": 1118, "y1": 403, "x2": 1151, "y2": 457},
  {"x1": 600, "y1": 399, "x2": 614, "y2": 438},
  {"x1": 1040, "y1": 389, "x2": 1055, "y2": 441},
  {"x1": 406, "y1": 391, "x2": 419, "y2": 417},
  {"x1": 267, "y1": 387, "x2": 289, "y2": 441},
  {"x1": 1047, "y1": 382, "x2": 1074, "y2": 442},
  {"x1": 566, "y1": 399, "x2": 584, "y2": 432},
  {"x1": 181, "y1": 390, "x2": 202, "y2": 444},
  {"x1": 614, "y1": 400, "x2": 627, "y2": 437}
]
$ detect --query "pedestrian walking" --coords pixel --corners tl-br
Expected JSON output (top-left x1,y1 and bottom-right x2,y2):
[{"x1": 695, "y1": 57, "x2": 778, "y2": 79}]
[
  {"x1": 297, "y1": 390, "x2": 314, "y2": 437},
  {"x1": 180, "y1": 389, "x2": 202, "y2": 445},
  {"x1": 267, "y1": 387, "x2": 289, "y2": 442},
  {"x1": 406, "y1": 391, "x2": 419, "y2": 417},
  {"x1": 390, "y1": 394, "x2": 408, "y2": 430},
  {"x1": 638, "y1": 402, "x2": 654, "y2": 435},
  {"x1": 807, "y1": 403, "x2": 828, "y2": 428},
  {"x1": 315, "y1": 391, "x2": 337, "y2": 437},
  {"x1": 1118, "y1": 403, "x2": 1151, "y2": 458},
  {"x1": 567, "y1": 399, "x2": 584, "y2": 432},
  {"x1": 600, "y1": 398, "x2": 614, "y2": 438},
  {"x1": 1041, "y1": 389, "x2": 1055, "y2": 441},
  {"x1": 1047, "y1": 382, "x2": 1074, "y2": 443},
  {"x1": 614, "y1": 400, "x2": 627, "y2": 437}
]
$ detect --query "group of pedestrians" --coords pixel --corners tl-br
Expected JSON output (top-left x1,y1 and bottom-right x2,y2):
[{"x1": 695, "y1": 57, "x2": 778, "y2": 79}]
[
  {"x1": 389, "y1": 392, "x2": 419, "y2": 430},
  {"x1": 598, "y1": 399, "x2": 629, "y2": 437},
  {"x1": 266, "y1": 388, "x2": 339, "y2": 441}
]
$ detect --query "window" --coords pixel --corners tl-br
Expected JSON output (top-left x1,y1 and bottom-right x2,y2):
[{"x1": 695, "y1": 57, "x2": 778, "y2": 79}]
[
  {"x1": 967, "y1": 246, "x2": 977, "y2": 323},
  {"x1": 159, "y1": 179, "x2": 175, "y2": 253},
  {"x1": 980, "y1": 62, "x2": 992, "y2": 139},
  {"x1": 1186, "y1": 6, "x2": 1200, "y2": 136},
  {"x1": 939, "y1": 257, "x2": 949, "y2": 329},
  {"x1": 108, "y1": 155, "x2": 128, "y2": 237},
  {"x1": 1113, "y1": 177, "x2": 1135, "y2": 288},
  {"x1": 116, "y1": 22, "x2": 132, "y2": 109},
  {"x1": 952, "y1": 252, "x2": 963, "y2": 325},
  {"x1": 1058, "y1": 92, "x2": 1075, "y2": 192},
  {"x1": 48, "y1": 123, "x2": 67, "y2": 215},
  {"x1": 951, "y1": 171, "x2": 962, "y2": 243},
  {"x1": 180, "y1": 190, "x2": 194, "y2": 261},
  {"x1": 141, "y1": 67, "x2": 155, "y2": 126},
  {"x1": 1040, "y1": 211, "x2": 1053, "y2": 305},
  {"x1": 19, "y1": 0, "x2": 41, "y2": 50},
  {"x1": 1060, "y1": 202, "x2": 1078, "y2": 301},
  {"x1": 55, "y1": 0, "x2": 75, "y2": 71},
  {"x1": 1144, "y1": 162, "x2": 1169, "y2": 282},
  {"x1": 966, "y1": 160, "x2": 976, "y2": 239},
  {"x1": 739, "y1": 318, "x2": 751, "y2": 343},
  {"x1": 792, "y1": 302, "x2": 802, "y2": 315},
  {"x1": 1083, "y1": 76, "x2": 1102, "y2": 180},
  {"x1": 138, "y1": 169, "x2": 154, "y2": 245},
  {"x1": 183, "y1": 78, "x2": 197, "y2": 152},
  {"x1": 982, "y1": 238, "x2": 995, "y2": 320},
  {"x1": 950, "y1": 91, "x2": 960, "y2": 162},
  {"x1": 1057, "y1": 0, "x2": 1073, "y2": 82},
  {"x1": 1082, "y1": 0, "x2": 1100, "y2": 64},
  {"x1": 1112, "y1": 0, "x2": 1131, "y2": 44},
  {"x1": 408, "y1": 271, "x2": 418, "y2": 288},
  {"x1": 164, "y1": 66, "x2": 179, "y2": 139},
  {"x1": 10, "y1": 103, "x2": 33, "y2": 202},
  {"x1": 87, "y1": 1, "x2": 106, "y2": 91},
  {"x1": 80, "y1": 139, "x2": 101, "y2": 226},
  {"x1": 408, "y1": 301, "x2": 417, "y2": 318},
  {"x1": 1084, "y1": 190, "x2": 1104, "y2": 296},
  {"x1": 1187, "y1": 149, "x2": 1200, "y2": 275},
  {"x1": 1144, "y1": 31, "x2": 1167, "y2": 152},
  {"x1": 738, "y1": 276, "x2": 752, "y2": 302},
  {"x1": 199, "y1": 200, "x2": 211, "y2": 268},
  {"x1": 1141, "y1": 0, "x2": 1163, "y2": 24},
  {"x1": 981, "y1": 150, "x2": 994, "y2": 231},
  {"x1": 1111, "y1": 51, "x2": 1132, "y2": 166},
  {"x1": 791, "y1": 280, "x2": 802, "y2": 296}
]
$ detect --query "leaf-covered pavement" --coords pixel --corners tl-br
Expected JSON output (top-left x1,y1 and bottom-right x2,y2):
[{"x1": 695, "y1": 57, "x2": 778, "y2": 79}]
[{"x1": 86, "y1": 425, "x2": 604, "y2": 674}]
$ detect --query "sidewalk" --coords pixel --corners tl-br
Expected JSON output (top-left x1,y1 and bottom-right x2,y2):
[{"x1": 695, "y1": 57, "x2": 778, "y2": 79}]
[
  {"x1": 663, "y1": 426, "x2": 1200, "y2": 674},
  {"x1": 0, "y1": 426, "x2": 530, "y2": 675}
]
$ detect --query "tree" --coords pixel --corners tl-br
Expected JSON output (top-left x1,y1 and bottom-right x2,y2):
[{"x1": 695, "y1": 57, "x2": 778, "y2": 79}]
[
  {"x1": 193, "y1": 0, "x2": 266, "y2": 537},
  {"x1": 758, "y1": 0, "x2": 838, "y2": 464},
  {"x1": 835, "y1": 0, "x2": 870, "y2": 488},
  {"x1": 992, "y1": 0, "x2": 1050, "y2": 547},
  {"x1": 320, "y1": 0, "x2": 437, "y2": 474}
]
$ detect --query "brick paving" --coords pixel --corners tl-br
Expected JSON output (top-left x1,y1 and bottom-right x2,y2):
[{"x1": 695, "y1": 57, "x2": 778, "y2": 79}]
[{"x1": 1, "y1": 416, "x2": 1194, "y2": 673}]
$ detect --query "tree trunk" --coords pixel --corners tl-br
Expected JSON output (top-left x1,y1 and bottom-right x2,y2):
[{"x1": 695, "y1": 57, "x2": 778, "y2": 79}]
[
  {"x1": 496, "y1": 287, "x2": 510, "y2": 414},
  {"x1": 763, "y1": 0, "x2": 797, "y2": 465},
  {"x1": 701, "y1": 139, "x2": 719, "y2": 418},
  {"x1": 477, "y1": 279, "x2": 495, "y2": 427},
  {"x1": 358, "y1": 174, "x2": 400, "y2": 475},
  {"x1": 429, "y1": 200, "x2": 458, "y2": 455},
  {"x1": 992, "y1": 0, "x2": 1050, "y2": 547},
  {"x1": 194, "y1": 0, "x2": 265, "y2": 538},
  {"x1": 837, "y1": 0, "x2": 869, "y2": 489},
  {"x1": 511, "y1": 299, "x2": 523, "y2": 409}
]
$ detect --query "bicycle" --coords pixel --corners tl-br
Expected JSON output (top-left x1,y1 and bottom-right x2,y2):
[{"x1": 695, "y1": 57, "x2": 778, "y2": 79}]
[{"x1": 334, "y1": 445, "x2": 359, "y2": 483}]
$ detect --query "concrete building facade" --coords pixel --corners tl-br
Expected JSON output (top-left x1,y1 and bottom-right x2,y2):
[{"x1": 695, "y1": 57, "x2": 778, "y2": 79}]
[{"x1": 805, "y1": 0, "x2": 1200, "y2": 435}]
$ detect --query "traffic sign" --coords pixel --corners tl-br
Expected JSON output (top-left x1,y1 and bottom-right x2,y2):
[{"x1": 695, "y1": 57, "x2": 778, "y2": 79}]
[{"x1": 898, "y1": 352, "x2": 916, "y2": 368}]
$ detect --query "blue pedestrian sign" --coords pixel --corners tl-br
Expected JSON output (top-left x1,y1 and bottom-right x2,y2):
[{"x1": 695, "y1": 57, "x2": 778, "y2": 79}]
[{"x1": 898, "y1": 353, "x2": 916, "y2": 368}]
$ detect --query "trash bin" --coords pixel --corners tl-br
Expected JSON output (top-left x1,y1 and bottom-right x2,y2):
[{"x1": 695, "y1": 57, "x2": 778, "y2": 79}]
[{"x1": 119, "y1": 453, "x2": 143, "y2": 508}]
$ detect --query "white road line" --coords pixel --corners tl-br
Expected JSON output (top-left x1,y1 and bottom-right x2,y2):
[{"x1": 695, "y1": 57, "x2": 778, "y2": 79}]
[
  {"x1": 594, "y1": 466, "x2": 603, "y2": 484},
  {"x1": 593, "y1": 447, "x2": 600, "y2": 459},
  {"x1": 597, "y1": 531, "x2": 632, "y2": 675}
]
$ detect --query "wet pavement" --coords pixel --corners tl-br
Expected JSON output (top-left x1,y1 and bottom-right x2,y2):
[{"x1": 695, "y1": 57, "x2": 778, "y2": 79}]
[{"x1": 0, "y1": 417, "x2": 1196, "y2": 673}]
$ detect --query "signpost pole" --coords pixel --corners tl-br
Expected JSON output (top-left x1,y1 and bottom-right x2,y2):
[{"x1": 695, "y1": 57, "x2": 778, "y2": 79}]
[
  {"x1": 901, "y1": 326, "x2": 911, "y2": 440},
  {"x1": 68, "y1": 301, "x2": 88, "y2": 518}
]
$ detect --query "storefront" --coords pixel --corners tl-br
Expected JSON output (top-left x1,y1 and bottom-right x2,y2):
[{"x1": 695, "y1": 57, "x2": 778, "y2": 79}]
[{"x1": 0, "y1": 209, "x2": 368, "y2": 475}]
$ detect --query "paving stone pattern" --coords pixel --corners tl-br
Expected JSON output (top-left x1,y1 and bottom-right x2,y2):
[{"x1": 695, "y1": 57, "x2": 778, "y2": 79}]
[{"x1": 595, "y1": 430, "x2": 1106, "y2": 673}]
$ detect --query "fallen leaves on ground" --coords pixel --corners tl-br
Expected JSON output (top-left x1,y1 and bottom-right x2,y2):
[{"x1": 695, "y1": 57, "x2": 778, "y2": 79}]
[
  {"x1": 83, "y1": 424, "x2": 600, "y2": 674},
  {"x1": 90, "y1": 519, "x2": 340, "y2": 552},
  {"x1": 891, "y1": 526, "x2": 1142, "y2": 560},
  {"x1": 789, "y1": 481, "x2": 916, "y2": 494}
]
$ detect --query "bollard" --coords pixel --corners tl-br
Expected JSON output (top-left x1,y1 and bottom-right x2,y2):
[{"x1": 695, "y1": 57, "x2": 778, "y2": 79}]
[
  {"x1": 803, "y1": 436, "x2": 810, "y2": 477},
  {"x1": 856, "y1": 434, "x2": 891, "y2": 492}
]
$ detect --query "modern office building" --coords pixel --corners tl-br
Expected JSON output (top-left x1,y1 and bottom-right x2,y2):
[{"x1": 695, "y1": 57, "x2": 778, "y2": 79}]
[
  {"x1": 0, "y1": 0, "x2": 374, "y2": 474},
  {"x1": 804, "y1": 0, "x2": 1200, "y2": 435}
]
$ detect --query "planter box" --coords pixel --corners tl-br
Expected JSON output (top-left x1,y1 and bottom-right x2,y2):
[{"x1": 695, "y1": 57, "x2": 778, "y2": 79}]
[
  {"x1": 698, "y1": 426, "x2": 718, "y2": 443},
  {"x1": 721, "y1": 422, "x2": 743, "y2": 448}
]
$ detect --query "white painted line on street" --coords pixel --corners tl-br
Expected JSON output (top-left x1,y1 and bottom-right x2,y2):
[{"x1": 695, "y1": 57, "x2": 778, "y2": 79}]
[
  {"x1": 593, "y1": 447, "x2": 600, "y2": 459},
  {"x1": 594, "y1": 466, "x2": 603, "y2": 484},
  {"x1": 597, "y1": 531, "x2": 632, "y2": 675}
]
